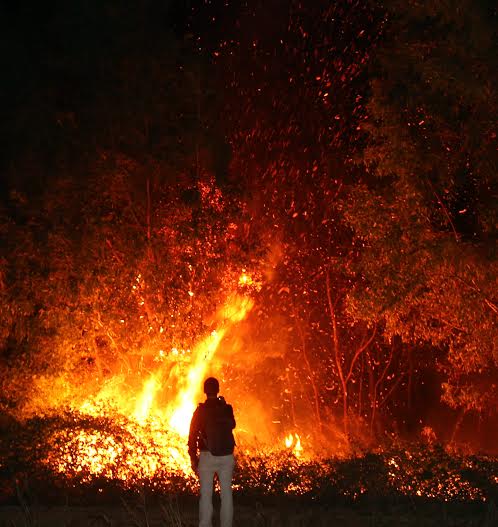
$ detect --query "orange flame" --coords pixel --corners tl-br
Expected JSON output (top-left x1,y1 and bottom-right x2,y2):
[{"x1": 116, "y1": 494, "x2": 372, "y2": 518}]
[
  {"x1": 48, "y1": 288, "x2": 257, "y2": 482},
  {"x1": 284, "y1": 433, "x2": 303, "y2": 458},
  {"x1": 134, "y1": 374, "x2": 160, "y2": 424},
  {"x1": 168, "y1": 294, "x2": 254, "y2": 437}
]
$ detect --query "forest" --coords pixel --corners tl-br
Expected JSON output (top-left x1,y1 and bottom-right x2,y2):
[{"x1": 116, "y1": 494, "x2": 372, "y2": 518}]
[{"x1": 0, "y1": 0, "x2": 497, "y2": 506}]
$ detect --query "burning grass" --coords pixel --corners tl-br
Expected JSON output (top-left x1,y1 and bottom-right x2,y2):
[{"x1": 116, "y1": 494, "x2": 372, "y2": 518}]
[{"x1": 1, "y1": 411, "x2": 497, "y2": 505}]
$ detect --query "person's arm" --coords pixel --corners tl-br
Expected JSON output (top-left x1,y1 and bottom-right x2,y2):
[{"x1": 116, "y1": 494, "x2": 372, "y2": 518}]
[
  {"x1": 227, "y1": 404, "x2": 236, "y2": 430},
  {"x1": 188, "y1": 407, "x2": 201, "y2": 473}
]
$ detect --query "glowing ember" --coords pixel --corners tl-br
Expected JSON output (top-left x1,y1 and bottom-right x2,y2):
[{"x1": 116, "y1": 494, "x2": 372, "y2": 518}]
[{"x1": 238, "y1": 272, "x2": 253, "y2": 287}]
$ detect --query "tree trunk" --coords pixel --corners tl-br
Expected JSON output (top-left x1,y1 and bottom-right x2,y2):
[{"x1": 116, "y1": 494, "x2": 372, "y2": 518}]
[
  {"x1": 370, "y1": 339, "x2": 394, "y2": 436},
  {"x1": 286, "y1": 369, "x2": 297, "y2": 428},
  {"x1": 294, "y1": 314, "x2": 322, "y2": 433},
  {"x1": 450, "y1": 408, "x2": 466, "y2": 443},
  {"x1": 359, "y1": 352, "x2": 364, "y2": 417},
  {"x1": 366, "y1": 352, "x2": 376, "y2": 436},
  {"x1": 325, "y1": 270, "x2": 347, "y2": 435},
  {"x1": 146, "y1": 176, "x2": 151, "y2": 244},
  {"x1": 407, "y1": 345, "x2": 413, "y2": 411}
]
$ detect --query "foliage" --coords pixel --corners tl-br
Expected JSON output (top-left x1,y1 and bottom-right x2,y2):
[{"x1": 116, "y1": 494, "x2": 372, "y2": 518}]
[
  {"x1": 0, "y1": 4, "x2": 263, "y2": 415},
  {"x1": 344, "y1": 0, "x2": 498, "y2": 413},
  {"x1": 2, "y1": 413, "x2": 498, "y2": 504}
]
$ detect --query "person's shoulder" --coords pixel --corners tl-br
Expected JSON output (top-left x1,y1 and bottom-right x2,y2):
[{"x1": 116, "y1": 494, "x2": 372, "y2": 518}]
[
  {"x1": 219, "y1": 397, "x2": 234, "y2": 411},
  {"x1": 193, "y1": 402, "x2": 205, "y2": 414}
]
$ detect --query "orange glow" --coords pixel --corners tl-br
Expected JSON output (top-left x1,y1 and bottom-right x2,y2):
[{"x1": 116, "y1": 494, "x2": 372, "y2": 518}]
[
  {"x1": 43, "y1": 288, "x2": 263, "y2": 484},
  {"x1": 238, "y1": 272, "x2": 253, "y2": 287},
  {"x1": 168, "y1": 328, "x2": 225, "y2": 437},
  {"x1": 169, "y1": 294, "x2": 254, "y2": 437},
  {"x1": 134, "y1": 374, "x2": 160, "y2": 424},
  {"x1": 284, "y1": 433, "x2": 303, "y2": 458},
  {"x1": 35, "y1": 272, "x2": 491, "y2": 502},
  {"x1": 34, "y1": 269, "x2": 493, "y2": 504}
]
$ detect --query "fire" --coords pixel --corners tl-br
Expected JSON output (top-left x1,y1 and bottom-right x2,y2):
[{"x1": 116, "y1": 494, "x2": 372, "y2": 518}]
[
  {"x1": 237, "y1": 270, "x2": 262, "y2": 291},
  {"x1": 134, "y1": 374, "x2": 160, "y2": 424},
  {"x1": 168, "y1": 329, "x2": 225, "y2": 437},
  {"x1": 46, "y1": 285, "x2": 258, "y2": 484},
  {"x1": 284, "y1": 433, "x2": 303, "y2": 458},
  {"x1": 33, "y1": 271, "x2": 335, "y2": 493},
  {"x1": 6, "y1": 277, "x2": 498, "y2": 503},
  {"x1": 238, "y1": 272, "x2": 253, "y2": 287},
  {"x1": 169, "y1": 294, "x2": 254, "y2": 437}
]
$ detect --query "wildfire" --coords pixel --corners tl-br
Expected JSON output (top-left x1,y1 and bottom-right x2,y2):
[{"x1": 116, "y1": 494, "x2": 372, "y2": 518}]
[
  {"x1": 238, "y1": 272, "x2": 253, "y2": 287},
  {"x1": 134, "y1": 375, "x2": 160, "y2": 424},
  {"x1": 284, "y1": 433, "x2": 303, "y2": 458},
  {"x1": 27, "y1": 270, "x2": 498, "y2": 503},
  {"x1": 46, "y1": 282, "x2": 260, "y2": 485},
  {"x1": 168, "y1": 329, "x2": 225, "y2": 437},
  {"x1": 238, "y1": 269, "x2": 262, "y2": 291},
  {"x1": 169, "y1": 294, "x2": 254, "y2": 437}
]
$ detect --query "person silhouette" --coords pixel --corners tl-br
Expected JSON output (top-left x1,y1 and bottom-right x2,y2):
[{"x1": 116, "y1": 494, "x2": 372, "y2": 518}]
[{"x1": 188, "y1": 377, "x2": 236, "y2": 527}]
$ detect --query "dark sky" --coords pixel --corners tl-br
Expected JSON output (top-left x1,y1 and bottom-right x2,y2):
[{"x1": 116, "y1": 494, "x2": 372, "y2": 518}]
[
  {"x1": 0, "y1": 1, "x2": 201, "y2": 194},
  {"x1": 0, "y1": 0, "x2": 291, "y2": 196}
]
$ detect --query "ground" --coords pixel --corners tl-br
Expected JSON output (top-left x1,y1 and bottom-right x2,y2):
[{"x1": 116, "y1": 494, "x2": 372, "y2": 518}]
[{"x1": 0, "y1": 497, "x2": 496, "y2": 527}]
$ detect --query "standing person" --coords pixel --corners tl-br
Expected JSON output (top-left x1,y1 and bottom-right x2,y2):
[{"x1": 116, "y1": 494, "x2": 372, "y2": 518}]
[{"x1": 188, "y1": 377, "x2": 236, "y2": 527}]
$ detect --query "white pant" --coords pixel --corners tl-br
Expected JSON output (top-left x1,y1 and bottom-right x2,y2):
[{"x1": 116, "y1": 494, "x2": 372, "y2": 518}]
[{"x1": 198, "y1": 451, "x2": 235, "y2": 527}]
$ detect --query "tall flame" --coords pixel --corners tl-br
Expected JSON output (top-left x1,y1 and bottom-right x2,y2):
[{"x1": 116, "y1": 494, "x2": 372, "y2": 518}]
[
  {"x1": 168, "y1": 329, "x2": 225, "y2": 436},
  {"x1": 284, "y1": 433, "x2": 303, "y2": 457},
  {"x1": 134, "y1": 374, "x2": 160, "y2": 424},
  {"x1": 169, "y1": 294, "x2": 254, "y2": 436}
]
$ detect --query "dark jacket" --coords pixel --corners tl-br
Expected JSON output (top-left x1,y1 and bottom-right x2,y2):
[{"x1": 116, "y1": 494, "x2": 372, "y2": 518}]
[{"x1": 188, "y1": 396, "x2": 236, "y2": 458}]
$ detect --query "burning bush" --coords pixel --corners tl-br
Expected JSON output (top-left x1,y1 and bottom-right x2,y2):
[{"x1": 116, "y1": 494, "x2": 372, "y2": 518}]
[{"x1": 1, "y1": 411, "x2": 497, "y2": 505}]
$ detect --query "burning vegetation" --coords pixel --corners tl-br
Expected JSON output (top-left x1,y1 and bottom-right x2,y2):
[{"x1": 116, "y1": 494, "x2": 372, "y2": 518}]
[{"x1": 0, "y1": 0, "x2": 497, "y2": 508}]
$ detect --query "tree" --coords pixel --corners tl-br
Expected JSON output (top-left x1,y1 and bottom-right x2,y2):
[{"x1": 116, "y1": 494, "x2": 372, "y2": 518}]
[
  {"x1": 0, "y1": 1, "x2": 263, "y2": 417},
  {"x1": 344, "y1": 0, "x2": 498, "y2": 417}
]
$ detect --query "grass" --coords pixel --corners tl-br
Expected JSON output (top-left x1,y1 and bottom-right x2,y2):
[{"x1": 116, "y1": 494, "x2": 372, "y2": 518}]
[
  {"x1": 1, "y1": 490, "x2": 497, "y2": 527},
  {"x1": 0, "y1": 503, "x2": 496, "y2": 527}
]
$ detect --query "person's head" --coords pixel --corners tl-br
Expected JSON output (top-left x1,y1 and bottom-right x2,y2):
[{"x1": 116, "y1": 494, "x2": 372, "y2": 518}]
[{"x1": 203, "y1": 377, "x2": 219, "y2": 398}]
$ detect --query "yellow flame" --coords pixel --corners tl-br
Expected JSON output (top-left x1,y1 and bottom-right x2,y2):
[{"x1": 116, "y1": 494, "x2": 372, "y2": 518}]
[
  {"x1": 134, "y1": 374, "x2": 160, "y2": 424},
  {"x1": 169, "y1": 294, "x2": 254, "y2": 437},
  {"x1": 284, "y1": 433, "x2": 303, "y2": 457},
  {"x1": 293, "y1": 434, "x2": 303, "y2": 457},
  {"x1": 219, "y1": 295, "x2": 254, "y2": 323},
  {"x1": 169, "y1": 329, "x2": 225, "y2": 436},
  {"x1": 238, "y1": 272, "x2": 253, "y2": 287}
]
